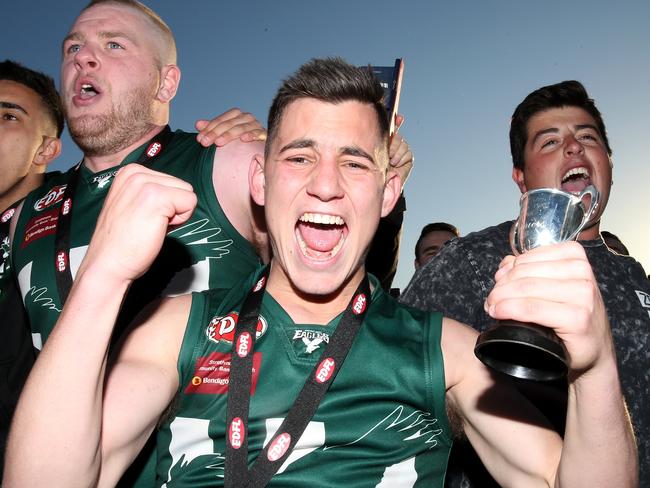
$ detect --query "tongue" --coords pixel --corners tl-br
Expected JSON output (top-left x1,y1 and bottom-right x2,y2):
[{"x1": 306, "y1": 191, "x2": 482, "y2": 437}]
[
  {"x1": 298, "y1": 222, "x2": 342, "y2": 252},
  {"x1": 561, "y1": 176, "x2": 590, "y2": 194}
]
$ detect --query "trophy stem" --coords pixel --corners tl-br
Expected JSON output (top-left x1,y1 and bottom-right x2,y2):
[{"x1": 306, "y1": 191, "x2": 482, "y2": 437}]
[{"x1": 474, "y1": 320, "x2": 568, "y2": 381}]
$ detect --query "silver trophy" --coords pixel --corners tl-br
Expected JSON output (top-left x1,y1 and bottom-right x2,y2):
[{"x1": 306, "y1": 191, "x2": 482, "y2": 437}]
[{"x1": 474, "y1": 185, "x2": 599, "y2": 381}]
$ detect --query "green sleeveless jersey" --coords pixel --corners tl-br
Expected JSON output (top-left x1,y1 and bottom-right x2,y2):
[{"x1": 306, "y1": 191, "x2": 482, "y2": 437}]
[
  {"x1": 157, "y1": 271, "x2": 452, "y2": 487},
  {"x1": 12, "y1": 129, "x2": 261, "y2": 349}
]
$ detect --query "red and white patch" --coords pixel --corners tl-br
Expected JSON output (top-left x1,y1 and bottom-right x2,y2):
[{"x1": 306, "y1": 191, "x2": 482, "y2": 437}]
[
  {"x1": 1, "y1": 208, "x2": 15, "y2": 223},
  {"x1": 146, "y1": 141, "x2": 162, "y2": 158},
  {"x1": 352, "y1": 293, "x2": 367, "y2": 315},
  {"x1": 56, "y1": 251, "x2": 67, "y2": 272},
  {"x1": 229, "y1": 417, "x2": 245, "y2": 449},
  {"x1": 236, "y1": 332, "x2": 252, "y2": 358},
  {"x1": 22, "y1": 210, "x2": 58, "y2": 248},
  {"x1": 315, "y1": 357, "x2": 336, "y2": 384},
  {"x1": 62, "y1": 198, "x2": 72, "y2": 216},
  {"x1": 267, "y1": 433, "x2": 291, "y2": 462},
  {"x1": 206, "y1": 312, "x2": 268, "y2": 345},
  {"x1": 253, "y1": 276, "x2": 266, "y2": 292},
  {"x1": 34, "y1": 185, "x2": 67, "y2": 211},
  {"x1": 184, "y1": 352, "x2": 262, "y2": 395}
]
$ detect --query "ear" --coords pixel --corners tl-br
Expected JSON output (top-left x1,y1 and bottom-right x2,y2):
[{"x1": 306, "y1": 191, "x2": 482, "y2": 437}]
[
  {"x1": 249, "y1": 153, "x2": 266, "y2": 206},
  {"x1": 33, "y1": 136, "x2": 62, "y2": 169},
  {"x1": 414, "y1": 258, "x2": 420, "y2": 270},
  {"x1": 156, "y1": 64, "x2": 181, "y2": 103},
  {"x1": 511, "y1": 166, "x2": 527, "y2": 194},
  {"x1": 380, "y1": 169, "x2": 401, "y2": 218}
]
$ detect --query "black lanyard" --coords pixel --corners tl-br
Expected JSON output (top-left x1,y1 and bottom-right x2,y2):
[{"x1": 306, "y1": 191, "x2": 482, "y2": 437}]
[
  {"x1": 53, "y1": 126, "x2": 174, "y2": 305},
  {"x1": 224, "y1": 268, "x2": 371, "y2": 488}
]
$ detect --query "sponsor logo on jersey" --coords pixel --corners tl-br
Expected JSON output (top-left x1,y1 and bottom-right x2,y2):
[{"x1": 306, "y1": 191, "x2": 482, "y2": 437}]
[
  {"x1": 253, "y1": 276, "x2": 266, "y2": 292},
  {"x1": 62, "y1": 198, "x2": 72, "y2": 216},
  {"x1": 34, "y1": 185, "x2": 67, "y2": 211},
  {"x1": 352, "y1": 293, "x2": 367, "y2": 315},
  {"x1": 229, "y1": 417, "x2": 244, "y2": 449},
  {"x1": 146, "y1": 141, "x2": 162, "y2": 158},
  {"x1": 1, "y1": 208, "x2": 15, "y2": 223},
  {"x1": 206, "y1": 312, "x2": 268, "y2": 345},
  {"x1": 267, "y1": 432, "x2": 291, "y2": 462},
  {"x1": 22, "y1": 210, "x2": 59, "y2": 247},
  {"x1": 236, "y1": 332, "x2": 252, "y2": 358},
  {"x1": 185, "y1": 351, "x2": 262, "y2": 395},
  {"x1": 292, "y1": 329, "x2": 330, "y2": 354},
  {"x1": 56, "y1": 251, "x2": 67, "y2": 272},
  {"x1": 315, "y1": 357, "x2": 335, "y2": 384}
]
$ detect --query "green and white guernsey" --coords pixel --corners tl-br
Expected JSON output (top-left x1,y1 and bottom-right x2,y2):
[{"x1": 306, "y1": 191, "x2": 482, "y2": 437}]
[
  {"x1": 158, "y1": 271, "x2": 452, "y2": 487},
  {"x1": 11, "y1": 129, "x2": 261, "y2": 349}
]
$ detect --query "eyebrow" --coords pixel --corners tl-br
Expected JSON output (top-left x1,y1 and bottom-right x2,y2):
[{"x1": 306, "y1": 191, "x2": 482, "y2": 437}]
[
  {"x1": 0, "y1": 101, "x2": 28, "y2": 115},
  {"x1": 531, "y1": 123, "x2": 600, "y2": 146},
  {"x1": 279, "y1": 139, "x2": 375, "y2": 164}
]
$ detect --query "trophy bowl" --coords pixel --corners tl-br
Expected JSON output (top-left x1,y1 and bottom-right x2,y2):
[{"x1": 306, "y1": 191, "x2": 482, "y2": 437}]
[{"x1": 474, "y1": 185, "x2": 599, "y2": 381}]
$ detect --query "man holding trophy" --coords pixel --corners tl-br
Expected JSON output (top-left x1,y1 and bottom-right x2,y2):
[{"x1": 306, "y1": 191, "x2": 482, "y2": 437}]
[{"x1": 402, "y1": 80, "x2": 650, "y2": 486}]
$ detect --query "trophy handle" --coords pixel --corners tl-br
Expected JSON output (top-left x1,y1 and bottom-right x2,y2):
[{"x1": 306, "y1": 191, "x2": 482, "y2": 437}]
[
  {"x1": 509, "y1": 220, "x2": 522, "y2": 255},
  {"x1": 577, "y1": 185, "x2": 600, "y2": 235}
]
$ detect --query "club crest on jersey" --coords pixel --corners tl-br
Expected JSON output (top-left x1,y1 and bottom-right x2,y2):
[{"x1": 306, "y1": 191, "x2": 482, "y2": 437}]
[
  {"x1": 146, "y1": 141, "x2": 162, "y2": 158},
  {"x1": 1, "y1": 208, "x2": 15, "y2": 223},
  {"x1": 292, "y1": 329, "x2": 330, "y2": 354},
  {"x1": 352, "y1": 293, "x2": 367, "y2": 315},
  {"x1": 34, "y1": 185, "x2": 67, "y2": 211},
  {"x1": 206, "y1": 312, "x2": 268, "y2": 345}
]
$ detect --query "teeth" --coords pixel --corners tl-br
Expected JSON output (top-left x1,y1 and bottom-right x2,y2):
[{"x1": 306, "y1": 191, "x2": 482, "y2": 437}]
[
  {"x1": 299, "y1": 213, "x2": 344, "y2": 226},
  {"x1": 562, "y1": 167, "x2": 590, "y2": 182}
]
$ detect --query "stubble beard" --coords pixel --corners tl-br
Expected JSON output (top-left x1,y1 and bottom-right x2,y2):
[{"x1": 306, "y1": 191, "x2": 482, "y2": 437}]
[{"x1": 66, "y1": 83, "x2": 157, "y2": 158}]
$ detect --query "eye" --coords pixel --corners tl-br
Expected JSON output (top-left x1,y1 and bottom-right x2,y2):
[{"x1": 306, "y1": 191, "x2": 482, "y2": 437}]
[
  {"x1": 578, "y1": 133, "x2": 598, "y2": 142},
  {"x1": 66, "y1": 43, "x2": 81, "y2": 54},
  {"x1": 107, "y1": 41, "x2": 124, "y2": 50},
  {"x1": 1, "y1": 113, "x2": 18, "y2": 121},
  {"x1": 286, "y1": 156, "x2": 311, "y2": 166},
  {"x1": 343, "y1": 160, "x2": 370, "y2": 171},
  {"x1": 540, "y1": 138, "x2": 558, "y2": 149}
]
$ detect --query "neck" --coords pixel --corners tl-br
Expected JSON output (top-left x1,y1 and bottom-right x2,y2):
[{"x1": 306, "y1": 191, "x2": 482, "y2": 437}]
[
  {"x1": 578, "y1": 219, "x2": 601, "y2": 241},
  {"x1": 266, "y1": 261, "x2": 366, "y2": 325},
  {"x1": 1, "y1": 172, "x2": 45, "y2": 212},
  {"x1": 82, "y1": 124, "x2": 166, "y2": 173}
]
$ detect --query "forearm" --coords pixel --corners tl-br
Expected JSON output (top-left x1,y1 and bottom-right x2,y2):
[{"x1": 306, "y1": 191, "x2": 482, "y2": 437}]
[
  {"x1": 4, "y1": 266, "x2": 130, "y2": 488},
  {"x1": 556, "y1": 359, "x2": 638, "y2": 487}
]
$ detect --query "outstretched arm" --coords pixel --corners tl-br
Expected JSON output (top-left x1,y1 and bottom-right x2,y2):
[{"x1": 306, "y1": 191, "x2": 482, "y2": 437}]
[
  {"x1": 4, "y1": 165, "x2": 196, "y2": 487},
  {"x1": 444, "y1": 242, "x2": 637, "y2": 487}
]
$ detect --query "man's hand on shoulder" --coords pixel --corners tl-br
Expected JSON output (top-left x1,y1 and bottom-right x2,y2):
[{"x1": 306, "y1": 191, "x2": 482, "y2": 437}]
[
  {"x1": 389, "y1": 114, "x2": 413, "y2": 188},
  {"x1": 195, "y1": 108, "x2": 267, "y2": 147}
]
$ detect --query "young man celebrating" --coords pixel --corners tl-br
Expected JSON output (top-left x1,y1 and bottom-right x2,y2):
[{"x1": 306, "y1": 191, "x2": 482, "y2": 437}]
[
  {"x1": 5, "y1": 59, "x2": 636, "y2": 487},
  {"x1": 401, "y1": 80, "x2": 650, "y2": 486}
]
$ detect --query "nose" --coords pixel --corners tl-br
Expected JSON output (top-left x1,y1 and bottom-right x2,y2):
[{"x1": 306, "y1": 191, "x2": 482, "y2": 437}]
[
  {"x1": 73, "y1": 44, "x2": 100, "y2": 71},
  {"x1": 306, "y1": 158, "x2": 344, "y2": 202},
  {"x1": 564, "y1": 134, "x2": 584, "y2": 157}
]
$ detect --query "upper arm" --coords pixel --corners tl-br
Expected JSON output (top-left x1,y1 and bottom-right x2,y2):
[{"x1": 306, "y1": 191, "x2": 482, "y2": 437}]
[
  {"x1": 211, "y1": 139, "x2": 265, "y2": 245},
  {"x1": 97, "y1": 294, "x2": 191, "y2": 486},
  {"x1": 442, "y1": 318, "x2": 561, "y2": 487}
]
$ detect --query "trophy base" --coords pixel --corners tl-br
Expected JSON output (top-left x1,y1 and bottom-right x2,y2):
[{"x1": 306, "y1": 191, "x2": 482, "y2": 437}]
[{"x1": 474, "y1": 320, "x2": 568, "y2": 382}]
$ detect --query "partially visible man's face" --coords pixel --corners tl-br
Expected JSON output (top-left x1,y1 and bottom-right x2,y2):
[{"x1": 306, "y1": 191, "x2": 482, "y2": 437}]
[
  {"x1": 513, "y1": 106, "x2": 612, "y2": 229},
  {"x1": 415, "y1": 230, "x2": 456, "y2": 269},
  {"x1": 0, "y1": 80, "x2": 51, "y2": 199},
  {"x1": 61, "y1": 3, "x2": 162, "y2": 156},
  {"x1": 255, "y1": 98, "x2": 398, "y2": 297}
]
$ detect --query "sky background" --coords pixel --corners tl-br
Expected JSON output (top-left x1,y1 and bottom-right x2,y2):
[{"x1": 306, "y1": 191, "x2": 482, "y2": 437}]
[{"x1": 3, "y1": 0, "x2": 649, "y2": 288}]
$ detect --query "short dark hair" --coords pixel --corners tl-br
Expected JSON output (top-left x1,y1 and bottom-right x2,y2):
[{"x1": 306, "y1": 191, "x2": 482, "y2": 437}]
[
  {"x1": 415, "y1": 222, "x2": 460, "y2": 259},
  {"x1": 509, "y1": 80, "x2": 612, "y2": 170},
  {"x1": 266, "y1": 57, "x2": 389, "y2": 159},
  {"x1": 0, "y1": 59, "x2": 64, "y2": 137}
]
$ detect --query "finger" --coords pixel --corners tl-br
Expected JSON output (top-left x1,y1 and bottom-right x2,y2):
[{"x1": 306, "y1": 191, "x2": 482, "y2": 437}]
[
  {"x1": 238, "y1": 128, "x2": 268, "y2": 142},
  {"x1": 394, "y1": 113, "x2": 404, "y2": 131},
  {"x1": 494, "y1": 256, "x2": 594, "y2": 285}
]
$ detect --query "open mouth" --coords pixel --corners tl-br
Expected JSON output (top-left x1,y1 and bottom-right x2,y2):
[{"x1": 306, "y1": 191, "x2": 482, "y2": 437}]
[
  {"x1": 561, "y1": 167, "x2": 591, "y2": 193},
  {"x1": 295, "y1": 212, "x2": 346, "y2": 262},
  {"x1": 76, "y1": 80, "x2": 100, "y2": 100}
]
